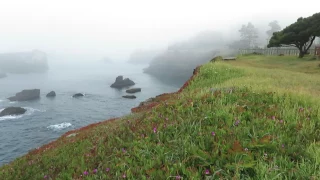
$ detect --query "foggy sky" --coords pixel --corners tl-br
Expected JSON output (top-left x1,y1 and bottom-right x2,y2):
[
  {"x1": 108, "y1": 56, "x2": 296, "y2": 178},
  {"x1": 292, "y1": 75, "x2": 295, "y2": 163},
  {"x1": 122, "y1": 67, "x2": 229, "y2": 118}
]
[{"x1": 0, "y1": 0, "x2": 318, "y2": 60}]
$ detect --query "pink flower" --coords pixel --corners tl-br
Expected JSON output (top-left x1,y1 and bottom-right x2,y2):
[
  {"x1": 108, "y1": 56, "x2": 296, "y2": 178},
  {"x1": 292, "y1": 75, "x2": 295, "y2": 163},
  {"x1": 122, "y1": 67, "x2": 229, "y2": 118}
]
[
  {"x1": 272, "y1": 116, "x2": 275, "y2": 120},
  {"x1": 279, "y1": 120, "x2": 284, "y2": 124},
  {"x1": 176, "y1": 175, "x2": 181, "y2": 180},
  {"x1": 211, "y1": 131, "x2": 215, "y2": 136},
  {"x1": 165, "y1": 117, "x2": 169, "y2": 121},
  {"x1": 122, "y1": 148, "x2": 126, "y2": 153},
  {"x1": 205, "y1": 169, "x2": 210, "y2": 174},
  {"x1": 234, "y1": 120, "x2": 240, "y2": 126},
  {"x1": 106, "y1": 168, "x2": 110, "y2": 172},
  {"x1": 93, "y1": 169, "x2": 97, "y2": 173},
  {"x1": 122, "y1": 174, "x2": 126, "y2": 178},
  {"x1": 44, "y1": 175, "x2": 48, "y2": 179},
  {"x1": 281, "y1": 144, "x2": 285, "y2": 148},
  {"x1": 83, "y1": 171, "x2": 89, "y2": 175},
  {"x1": 153, "y1": 127, "x2": 157, "y2": 133}
]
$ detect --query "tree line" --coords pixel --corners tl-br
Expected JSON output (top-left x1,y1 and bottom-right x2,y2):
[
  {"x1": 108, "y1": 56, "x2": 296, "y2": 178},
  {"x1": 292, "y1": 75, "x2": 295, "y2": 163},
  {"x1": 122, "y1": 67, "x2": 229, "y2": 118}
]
[
  {"x1": 229, "y1": 21, "x2": 281, "y2": 49},
  {"x1": 230, "y1": 12, "x2": 320, "y2": 58},
  {"x1": 268, "y1": 12, "x2": 320, "y2": 58}
]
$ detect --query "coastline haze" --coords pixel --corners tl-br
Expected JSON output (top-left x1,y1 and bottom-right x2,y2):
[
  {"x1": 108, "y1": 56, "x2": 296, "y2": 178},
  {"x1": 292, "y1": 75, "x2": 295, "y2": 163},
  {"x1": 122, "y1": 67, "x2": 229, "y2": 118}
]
[{"x1": 0, "y1": 0, "x2": 318, "y2": 60}]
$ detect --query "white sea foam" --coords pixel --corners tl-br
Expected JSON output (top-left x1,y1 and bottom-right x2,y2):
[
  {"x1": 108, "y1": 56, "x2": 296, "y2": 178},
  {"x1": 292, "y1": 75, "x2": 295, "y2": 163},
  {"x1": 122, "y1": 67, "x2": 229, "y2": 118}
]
[
  {"x1": 0, "y1": 115, "x2": 24, "y2": 121},
  {"x1": 23, "y1": 107, "x2": 46, "y2": 114},
  {"x1": 47, "y1": 122, "x2": 72, "y2": 131}
]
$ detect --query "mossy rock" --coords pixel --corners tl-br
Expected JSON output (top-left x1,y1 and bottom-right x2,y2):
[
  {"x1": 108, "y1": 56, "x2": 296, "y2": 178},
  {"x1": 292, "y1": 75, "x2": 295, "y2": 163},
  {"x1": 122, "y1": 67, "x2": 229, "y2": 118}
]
[{"x1": 210, "y1": 56, "x2": 223, "y2": 62}]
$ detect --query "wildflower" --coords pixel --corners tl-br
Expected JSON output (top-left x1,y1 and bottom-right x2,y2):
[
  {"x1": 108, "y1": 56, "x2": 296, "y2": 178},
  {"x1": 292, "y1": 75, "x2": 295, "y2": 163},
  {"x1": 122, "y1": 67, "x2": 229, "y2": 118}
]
[
  {"x1": 299, "y1": 107, "x2": 304, "y2": 112},
  {"x1": 44, "y1": 175, "x2": 48, "y2": 179},
  {"x1": 211, "y1": 131, "x2": 215, "y2": 136},
  {"x1": 205, "y1": 169, "x2": 210, "y2": 175},
  {"x1": 176, "y1": 175, "x2": 181, "y2": 180},
  {"x1": 263, "y1": 153, "x2": 268, "y2": 158},
  {"x1": 122, "y1": 174, "x2": 126, "y2": 178},
  {"x1": 93, "y1": 169, "x2": 97, "y2": 173},
  {"x1": 163, "y1": 124, "x2": 167, "y2": 128},
  {"x1": 244, "y1": 148, "x2": 248, "y2": 151},
  {"x1": 122, "y1": 148, "x2": 126, "y2": 153},
  {"x1": 272, "y1": 116, "x2": 275, "y2": 120},
  {"x1": 234, "y1": 119, "x2": 240, "y2": 126},
  {"x1": 106, "y1": 168, "x2": 110, "y2": 172},
  {"x1": 83, "y1": 171, "x2": 89, "y2": 175},
  {"x1": 153, "y1": 127, "x2": 157, "y2": 133},
  {"x1": 281, "y1": 144, "x2": 285, "y2": 148},
  {"x1": 165, "y1": 117, "x2": 169, "y2": 121},
  {"x1": 279, "y1": 120, "x2": 284, "y2": 124}
]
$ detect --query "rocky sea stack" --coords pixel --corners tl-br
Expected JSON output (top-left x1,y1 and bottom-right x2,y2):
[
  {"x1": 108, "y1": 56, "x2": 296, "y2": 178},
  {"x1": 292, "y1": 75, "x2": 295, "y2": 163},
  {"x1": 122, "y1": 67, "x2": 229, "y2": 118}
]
[
  {"x1": 8, "y1": 89, "x2": 40, "y2": 101},
  {"x1": 126, "y1": 88, "x2": 141, "y2": 93},
  {"x1": 110, "y1": 76, "x2": 135, "y2": 88},
  {"x1": 0, "y1": 50, "x2": 48, "y2": 74},
  {"x1": 122, "y1": 95, "x2": 136, "y2": 99},
  {"x1": 0, "y1": 107, "x2": 27, "y2": 117},
  {"x1": 72, "y1": 93, "x2": 84, "y2": 98},
  {"x1": 46, "y1": 91, "x2": 56, "y2": 97}
]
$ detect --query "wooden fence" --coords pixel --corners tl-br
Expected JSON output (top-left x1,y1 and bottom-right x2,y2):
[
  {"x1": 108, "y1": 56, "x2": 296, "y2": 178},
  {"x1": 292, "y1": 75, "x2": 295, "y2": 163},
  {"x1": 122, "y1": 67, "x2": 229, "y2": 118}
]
[{"x1": 238, "y1": 47, "x2": 317, "y2": 56}]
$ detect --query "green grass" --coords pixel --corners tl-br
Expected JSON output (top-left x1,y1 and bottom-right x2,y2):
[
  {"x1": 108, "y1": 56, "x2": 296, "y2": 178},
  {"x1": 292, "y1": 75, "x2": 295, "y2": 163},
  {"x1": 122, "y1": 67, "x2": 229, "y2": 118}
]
[{"x1": 1, "y1": 55, "x2": 319, "y2": 179}]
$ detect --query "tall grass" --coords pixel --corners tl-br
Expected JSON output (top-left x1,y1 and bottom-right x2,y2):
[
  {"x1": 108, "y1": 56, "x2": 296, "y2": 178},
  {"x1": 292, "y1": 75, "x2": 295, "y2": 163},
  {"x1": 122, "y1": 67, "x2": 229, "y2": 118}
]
[{"x1": 0, "y1": 55, "x2": 319, "y2": 179}]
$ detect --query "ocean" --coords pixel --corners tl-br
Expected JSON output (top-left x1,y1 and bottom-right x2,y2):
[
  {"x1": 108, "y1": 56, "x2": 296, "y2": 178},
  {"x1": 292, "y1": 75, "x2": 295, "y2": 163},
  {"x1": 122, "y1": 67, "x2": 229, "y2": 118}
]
[{"x1": 0, "y1": 58, "x2": 178, "y2": 166}]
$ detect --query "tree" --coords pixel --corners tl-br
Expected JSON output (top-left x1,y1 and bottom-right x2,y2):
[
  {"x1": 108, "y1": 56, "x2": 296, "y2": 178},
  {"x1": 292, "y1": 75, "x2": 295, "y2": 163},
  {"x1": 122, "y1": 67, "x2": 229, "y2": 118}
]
[
  {"x1": 268, "y1": 13, "x2": 320, "y2": 58},
  {"x1": 308, "y1": 12, "x2": 320, "y2": 37},
  {"x1": 239, "y1": 22, "x2": 259, "y2": 48},
  {"x1": 266, "y1": 21, "x2": 281, "y2": 40}
]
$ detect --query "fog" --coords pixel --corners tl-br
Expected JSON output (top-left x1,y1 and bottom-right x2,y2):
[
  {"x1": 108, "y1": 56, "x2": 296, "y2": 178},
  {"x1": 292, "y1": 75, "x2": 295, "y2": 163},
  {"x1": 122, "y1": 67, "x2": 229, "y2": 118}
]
[
  {"x1": 0, "y1": 0, "x2": 318, "y2": 61},
  {"x1": 0, "y1": 0, "x2": 319, "y2": 166}
]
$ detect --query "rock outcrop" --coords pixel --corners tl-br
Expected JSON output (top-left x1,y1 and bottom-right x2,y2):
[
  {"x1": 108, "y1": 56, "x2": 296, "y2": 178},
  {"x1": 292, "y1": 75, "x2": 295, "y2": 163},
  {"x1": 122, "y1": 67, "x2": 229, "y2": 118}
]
[
  {"x1": 210, "y1": 56, "x2": 223, "y2": 62},
  {"x1": 8, "y1": 89, "x2": 40, "y2": 101},
  {"x1": 126, "y1": 88, "x2": 141, "y2": 93},
  {"x1": 0, "y1": 107, "x2": 27, "y2": 117},
  {"x1": 0, "y1": 50, "x2": 48, "y2": 74},
  {"x1": 110, "y1": 76, "x2": 135, "y2": 88},
  {"x1": 72, "y1": 93, "x2": 84, "y2": 98},
  {"x1": 46, "y1": 91, "x2": 56, "y2": 97},
  {"x1": 122, "y1": 95, "x2": 136, "y2": 99}
]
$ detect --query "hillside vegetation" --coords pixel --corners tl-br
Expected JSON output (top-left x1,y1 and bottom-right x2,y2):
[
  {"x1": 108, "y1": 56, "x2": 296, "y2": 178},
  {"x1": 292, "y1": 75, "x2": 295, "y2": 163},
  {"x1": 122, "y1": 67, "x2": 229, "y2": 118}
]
[{"x1": 1, "y1": 55, "x2": 319, "y2": 179}]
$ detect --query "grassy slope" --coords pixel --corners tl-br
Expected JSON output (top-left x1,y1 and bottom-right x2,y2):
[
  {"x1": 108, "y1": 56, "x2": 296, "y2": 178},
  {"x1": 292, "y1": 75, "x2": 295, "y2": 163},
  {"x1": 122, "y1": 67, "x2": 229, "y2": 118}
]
[{"x1": 1, "y1": 55, "x2": 319, "y2": 180}]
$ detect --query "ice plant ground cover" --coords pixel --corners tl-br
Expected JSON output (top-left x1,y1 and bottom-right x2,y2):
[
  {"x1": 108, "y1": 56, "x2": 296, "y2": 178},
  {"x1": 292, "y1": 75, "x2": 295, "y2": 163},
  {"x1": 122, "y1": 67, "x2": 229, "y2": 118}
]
[{"x1": 1, "y1": 55, "x2": 319, "y2": 179}]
